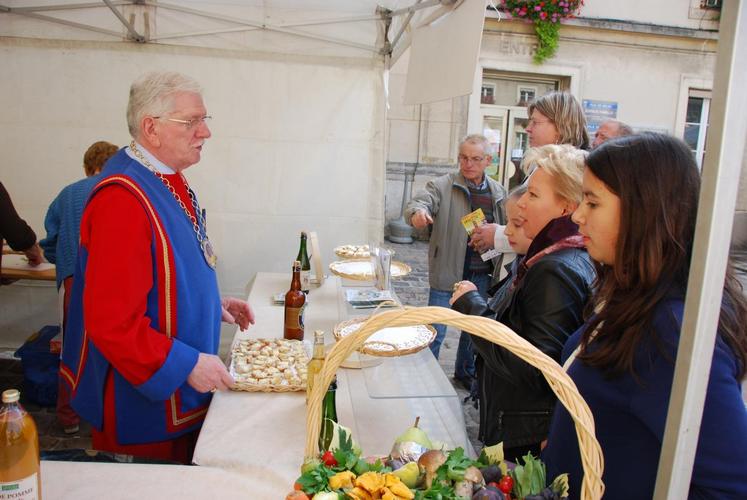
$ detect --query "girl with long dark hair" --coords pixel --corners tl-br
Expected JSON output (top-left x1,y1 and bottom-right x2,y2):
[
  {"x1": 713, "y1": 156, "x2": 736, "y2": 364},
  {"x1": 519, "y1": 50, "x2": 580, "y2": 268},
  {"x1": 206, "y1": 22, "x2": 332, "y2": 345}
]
[{"x1": 543, "y1": 133, "x2": 747, "y2": 499}]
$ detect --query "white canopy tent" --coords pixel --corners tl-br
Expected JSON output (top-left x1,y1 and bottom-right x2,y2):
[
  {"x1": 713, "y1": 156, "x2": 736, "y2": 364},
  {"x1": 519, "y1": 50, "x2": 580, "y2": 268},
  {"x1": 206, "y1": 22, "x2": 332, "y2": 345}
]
[{"x1": 1, "y1": 2, "x2": 745, "y2": 499}]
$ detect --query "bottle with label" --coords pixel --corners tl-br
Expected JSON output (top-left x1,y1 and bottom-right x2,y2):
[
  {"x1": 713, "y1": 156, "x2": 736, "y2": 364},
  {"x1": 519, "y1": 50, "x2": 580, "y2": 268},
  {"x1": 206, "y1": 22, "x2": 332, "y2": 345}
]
[
  {"x1": 296, "y1": 232, "x2": 311, "y2": 294},
  {"x1": 1, "y1": 389, "x2": 41, "y2": 500},
  {"x1": 306, "y1": 330, "x2": 326, "y2": 403},
  {"x1": 284, "y1": 260, "x2": 306, "y2": 341},
  {"x1": 317, "y1": 377, "x2": 338, "y2": 452}
]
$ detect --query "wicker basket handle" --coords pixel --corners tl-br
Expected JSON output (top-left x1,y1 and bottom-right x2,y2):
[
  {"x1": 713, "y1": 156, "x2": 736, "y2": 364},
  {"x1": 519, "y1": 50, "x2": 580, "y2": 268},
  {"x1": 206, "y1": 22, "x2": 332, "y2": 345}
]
[{"x1": 305, "y1": 306, "x2": 604, "y2": 500}]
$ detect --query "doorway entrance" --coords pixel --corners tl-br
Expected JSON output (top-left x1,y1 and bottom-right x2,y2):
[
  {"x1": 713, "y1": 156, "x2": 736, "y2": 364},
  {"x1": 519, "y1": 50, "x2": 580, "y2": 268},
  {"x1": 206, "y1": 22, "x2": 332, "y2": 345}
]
[{"x1": 479, "y1": 71, "x2": 564, "y2": 190}]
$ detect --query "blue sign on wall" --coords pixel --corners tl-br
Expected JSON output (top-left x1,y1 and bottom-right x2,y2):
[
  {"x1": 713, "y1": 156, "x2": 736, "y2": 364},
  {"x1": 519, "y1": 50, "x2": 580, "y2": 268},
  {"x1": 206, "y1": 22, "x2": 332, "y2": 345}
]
[{"x1": 583, "y1": 99, "x2": 618, "y2": 134}]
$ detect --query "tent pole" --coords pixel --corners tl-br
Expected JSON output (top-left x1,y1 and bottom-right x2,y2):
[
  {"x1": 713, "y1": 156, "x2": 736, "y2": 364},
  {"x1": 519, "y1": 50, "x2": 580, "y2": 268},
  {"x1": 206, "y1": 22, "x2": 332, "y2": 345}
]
[
  {"x1": 654, "y1": 0, "x2": 747, "y2": 498},
  {"x1": 102, "y1": 0, "x2": 145, "y2": 42},
  {"x1": 0, "y1": 8, "x2": 122, "y2": 38}
]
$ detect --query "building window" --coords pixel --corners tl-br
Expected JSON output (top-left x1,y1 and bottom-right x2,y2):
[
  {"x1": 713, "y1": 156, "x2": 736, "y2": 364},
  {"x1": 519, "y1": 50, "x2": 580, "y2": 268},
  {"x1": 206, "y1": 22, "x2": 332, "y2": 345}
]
[
  {"x1": 514, "y1": 132, "x2": 528, "y2": 153},
  {"x1": 684, "y1": 92, "x2": 710, "y2": 169},
  {"x1": 481, "y1": 84, "x2": 496, "y2": 104},
  {"x1": 517, "y1": 86, "x2": 537, "y2": 106}
]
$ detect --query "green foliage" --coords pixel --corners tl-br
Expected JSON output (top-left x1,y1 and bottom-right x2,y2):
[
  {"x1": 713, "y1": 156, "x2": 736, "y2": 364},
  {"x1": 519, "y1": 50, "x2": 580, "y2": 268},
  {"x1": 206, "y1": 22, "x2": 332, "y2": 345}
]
[
  {"x1": 499, "y1": 0, "x2": 585, "y2": 64},
  {"x1": 533, "y1": 20, "x2": 560, "y2": 64}
]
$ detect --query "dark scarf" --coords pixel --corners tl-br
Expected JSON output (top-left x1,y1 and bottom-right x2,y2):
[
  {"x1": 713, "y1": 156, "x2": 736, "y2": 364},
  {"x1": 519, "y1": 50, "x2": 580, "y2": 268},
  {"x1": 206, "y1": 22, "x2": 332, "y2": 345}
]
[{"x1": 512, "y1": 215, "x2": 585, "y2": 288}]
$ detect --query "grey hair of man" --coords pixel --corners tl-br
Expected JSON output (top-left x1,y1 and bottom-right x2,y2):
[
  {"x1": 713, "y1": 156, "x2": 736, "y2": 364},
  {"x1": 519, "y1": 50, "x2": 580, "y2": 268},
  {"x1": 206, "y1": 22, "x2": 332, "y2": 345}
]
[
  {"x1": 459, "y1": 133, "x2": 493, "y2": 156},
  {"x1": 607, "y1": 119, "x2": 634, "y2": 137},
  {"x1": 126, "y1": 71, "x2": 203, "y2": 138}
]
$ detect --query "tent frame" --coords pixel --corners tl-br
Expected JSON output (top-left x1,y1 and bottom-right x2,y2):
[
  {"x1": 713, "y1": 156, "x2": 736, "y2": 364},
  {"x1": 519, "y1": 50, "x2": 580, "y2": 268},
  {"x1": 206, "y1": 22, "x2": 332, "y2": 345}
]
[{"x1": 0, "y1": 0, "x2": 455, "y2": 56}]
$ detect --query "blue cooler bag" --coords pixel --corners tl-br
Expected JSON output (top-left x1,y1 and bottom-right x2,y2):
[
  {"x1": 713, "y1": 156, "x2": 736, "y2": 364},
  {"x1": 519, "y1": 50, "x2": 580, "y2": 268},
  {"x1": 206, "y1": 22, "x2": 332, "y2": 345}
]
[{"x1": 14, "y1": 325, "x2": 61, "y2": 407}]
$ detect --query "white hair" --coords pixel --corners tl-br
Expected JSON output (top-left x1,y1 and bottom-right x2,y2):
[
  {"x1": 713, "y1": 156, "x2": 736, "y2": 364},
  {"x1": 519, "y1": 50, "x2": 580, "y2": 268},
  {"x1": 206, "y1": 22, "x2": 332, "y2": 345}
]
[
  {"x1": 459, "y1": 134, "x2": 493, "y2": 156},
  {"x1": 126, "y1": 71, "x2": 202, "y2": 138}
]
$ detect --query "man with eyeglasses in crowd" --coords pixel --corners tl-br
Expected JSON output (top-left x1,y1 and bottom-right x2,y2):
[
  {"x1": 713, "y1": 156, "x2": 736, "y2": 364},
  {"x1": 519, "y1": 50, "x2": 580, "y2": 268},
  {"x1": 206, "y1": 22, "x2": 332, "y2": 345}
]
[
  {"x1": 405, "y1": 134, "x2": 509, "y2": 390},
  {"x1": 61, "y1": 71, "x2": 254, "y2": 463}
]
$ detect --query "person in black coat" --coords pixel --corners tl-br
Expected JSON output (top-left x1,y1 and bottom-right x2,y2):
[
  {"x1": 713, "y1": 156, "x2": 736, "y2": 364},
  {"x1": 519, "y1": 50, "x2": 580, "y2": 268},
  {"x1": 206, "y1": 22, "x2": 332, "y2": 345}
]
[
  {"x1": 0, "y1": 181, "x2": 42, "y2": 276},
  {"x1": 451, "y1": 144, "x2": 595, "y2": 462}
]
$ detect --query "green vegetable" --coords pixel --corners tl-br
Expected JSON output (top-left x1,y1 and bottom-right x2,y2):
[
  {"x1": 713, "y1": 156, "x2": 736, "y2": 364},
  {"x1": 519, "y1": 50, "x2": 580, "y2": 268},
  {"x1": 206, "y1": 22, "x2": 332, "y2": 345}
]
[
  {"x1": 477, "y1": 442, "x2": 504, "y2": 467},
  {"x1": 330, "y1": 426, "x2": 361, "y2": 472},
  {"x1": 549, "y1": 473, "x2": 569, "y2": 498},
  {"x1": 414, "y1": 479, "x2": 456, "y2": 499},
  {"x1": 296, "y1": 426, "x2": 363, "y2": 494},
  {"x1": 295, "y1": 465, "x2": 335, "y2": 495},
  {"x1": 327, "y1": 421, "x2": 361, "y2": 457},
  {"x1": 509, "y1": 452, "x2": 546, "y2": 498},
  {"x1": 440, "y1": 447, "x2": 477, "y2": 482}
]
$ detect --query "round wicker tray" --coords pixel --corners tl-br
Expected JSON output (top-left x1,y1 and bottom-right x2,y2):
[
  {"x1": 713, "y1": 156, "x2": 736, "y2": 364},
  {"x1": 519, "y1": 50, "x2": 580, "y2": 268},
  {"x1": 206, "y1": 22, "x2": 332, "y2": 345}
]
[
  {"x1": 328, "y1": 258, "x2": 411, "y2": 281},
  {"x1": 305, "y1": 306, "x2": 605, "y2": 500},
  {"x1": 333, "y1": 316, "x2": 436, "y2": 357},
  {"x1": 228, "y1": 338, "x2": 308, "y2": 392}
]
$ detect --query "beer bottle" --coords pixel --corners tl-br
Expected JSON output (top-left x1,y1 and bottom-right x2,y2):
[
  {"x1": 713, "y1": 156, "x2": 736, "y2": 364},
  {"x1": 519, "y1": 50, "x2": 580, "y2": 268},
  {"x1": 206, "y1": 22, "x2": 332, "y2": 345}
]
[
  {"x1": 296, "y1": 232, "x2": 311, "y2": 294},
  {"x1": 0, "y1": 389, "x2": 41, "y2": 500},
  {"x1": 306, "y1": 330, "x2": 326, "y2": 403},
  {"x1": 318, "y1": 377, "x2": 338, "y2": 452},
  {"x1": 284, "y1": 260, "x2": 306, "y2": 341}
]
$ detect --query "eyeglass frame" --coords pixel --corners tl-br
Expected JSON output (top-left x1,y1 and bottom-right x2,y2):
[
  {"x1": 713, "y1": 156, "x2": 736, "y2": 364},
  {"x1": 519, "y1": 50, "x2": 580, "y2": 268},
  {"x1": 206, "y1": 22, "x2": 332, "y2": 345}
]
[
  {"x1": 458, "y1": 154, "x2": 488, "y2": 164},
  {"x1": 527, "y1": 117, "x2": 553, "y2": 127},
  {"x1": 153, "y1": 115, "x2": 212, "y2": 129}
]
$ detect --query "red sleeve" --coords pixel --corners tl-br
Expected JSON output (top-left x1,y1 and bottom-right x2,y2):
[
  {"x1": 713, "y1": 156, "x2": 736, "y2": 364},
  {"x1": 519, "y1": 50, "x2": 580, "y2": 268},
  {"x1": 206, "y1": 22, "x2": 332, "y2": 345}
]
[{"x1": 80, "y1": 184, "x2": 173, "y2": 386}]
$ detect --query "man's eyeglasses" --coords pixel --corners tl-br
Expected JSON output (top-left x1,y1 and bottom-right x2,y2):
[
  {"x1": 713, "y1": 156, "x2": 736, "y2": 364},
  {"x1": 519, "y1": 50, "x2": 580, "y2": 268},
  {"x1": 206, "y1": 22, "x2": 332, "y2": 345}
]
[
  {"x1": 154, "y1": 115, "x2": 212, "y2": 129},
  {"x1": 458, "y1": 155, "x2": 486, "y2": 164}
]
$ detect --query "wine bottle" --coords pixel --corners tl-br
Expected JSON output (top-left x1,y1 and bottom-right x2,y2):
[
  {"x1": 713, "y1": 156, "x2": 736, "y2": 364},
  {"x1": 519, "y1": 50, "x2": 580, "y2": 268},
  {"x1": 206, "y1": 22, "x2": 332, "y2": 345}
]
[
  {"x1": 296, "y1": 232, "x2": 311, "y2": 294},
  {"x1": 306, "y1": 330, "x2": 325, "y2": 404},
  {"x1": 318, "y1": 377, "x2": 338, "y2": 452},
  {"x1": 0, "y1": 389, "x2": 41, "y2": 500},
  {"x1": 284, "y1": 260, "x2": 306, "y2": 341}
]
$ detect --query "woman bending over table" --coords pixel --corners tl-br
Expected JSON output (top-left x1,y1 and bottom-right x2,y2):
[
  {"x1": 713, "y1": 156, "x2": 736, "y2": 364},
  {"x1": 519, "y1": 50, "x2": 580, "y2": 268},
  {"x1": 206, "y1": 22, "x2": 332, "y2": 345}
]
[
  {"x1": 451, "y1": 144, "x2": 596, "y2": 462},
  {"x1": 543, "y1": 133, "x2": 747, "y2": 499}
]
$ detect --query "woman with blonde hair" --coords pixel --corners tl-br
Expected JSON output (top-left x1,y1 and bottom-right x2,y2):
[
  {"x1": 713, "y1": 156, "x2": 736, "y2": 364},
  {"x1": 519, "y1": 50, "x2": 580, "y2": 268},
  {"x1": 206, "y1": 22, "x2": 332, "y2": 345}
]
[
  {"x1": 526, "y1": 91, "x2": 590, "y2": 150},
  {"x1": 469, "y1": 91, "x2": 590, "y2": 252},
  {"x1": 451, "y1": 144, "x2": 595, "y2": 461}
]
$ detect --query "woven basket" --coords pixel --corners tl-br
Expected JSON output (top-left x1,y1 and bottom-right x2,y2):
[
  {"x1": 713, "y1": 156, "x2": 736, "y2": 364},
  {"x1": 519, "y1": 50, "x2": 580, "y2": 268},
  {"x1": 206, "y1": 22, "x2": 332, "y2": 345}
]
[
  {"x1": 328, "y1": 258, "x2": 412, "y2": 281},
  {"x1": 305, "y1": 306, "x2": 605, "y2": 500},
  {"x1": 333, "y1": 317, "x2": 436, "y2": 357},
  {"x1": 228, "y1": 338, "x2": 308, "y2": 392}
]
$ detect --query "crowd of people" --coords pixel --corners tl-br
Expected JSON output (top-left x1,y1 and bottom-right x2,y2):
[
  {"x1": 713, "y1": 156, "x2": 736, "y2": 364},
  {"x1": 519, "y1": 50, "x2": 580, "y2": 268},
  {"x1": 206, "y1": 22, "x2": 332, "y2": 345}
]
[{"x1": 406, "y1": 91, "x2": 747, "y2": 498}]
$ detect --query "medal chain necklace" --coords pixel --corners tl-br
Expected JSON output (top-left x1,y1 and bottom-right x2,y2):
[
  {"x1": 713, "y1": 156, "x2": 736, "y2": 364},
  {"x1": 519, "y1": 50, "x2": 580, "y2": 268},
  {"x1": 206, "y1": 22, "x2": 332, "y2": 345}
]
[{"x1": 129, "y1": 141, "x2": 217, "y2": 268}]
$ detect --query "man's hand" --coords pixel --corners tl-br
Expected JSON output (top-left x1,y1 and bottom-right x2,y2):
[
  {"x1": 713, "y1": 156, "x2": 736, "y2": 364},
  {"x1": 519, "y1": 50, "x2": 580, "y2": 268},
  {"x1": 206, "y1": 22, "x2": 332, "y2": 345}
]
[
  {"x1": 187, "y1": 353, "x2": 234, "y2": 393},
  {"x1": 469, "y1": 223, "x2": 498, "y2": 253},
  {"x1": 221, "y1": 297, "x2": 255, "y2": 331},
  {"x1": 24, "y1": 243, "x2": 43, "y2": 267},
  {"x1": 410, "y1": 209, "x2": 434, "y2": 229},
  {"x1": 449, "y1": 280, "x2": 477, "y2": 305}
]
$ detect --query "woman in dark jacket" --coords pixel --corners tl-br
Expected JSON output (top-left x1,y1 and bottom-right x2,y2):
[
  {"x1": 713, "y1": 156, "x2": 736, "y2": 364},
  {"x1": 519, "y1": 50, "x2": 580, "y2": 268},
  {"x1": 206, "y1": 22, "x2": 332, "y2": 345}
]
[{"x1": 451, "y1": 144, "x2": 595, "y2": 462}]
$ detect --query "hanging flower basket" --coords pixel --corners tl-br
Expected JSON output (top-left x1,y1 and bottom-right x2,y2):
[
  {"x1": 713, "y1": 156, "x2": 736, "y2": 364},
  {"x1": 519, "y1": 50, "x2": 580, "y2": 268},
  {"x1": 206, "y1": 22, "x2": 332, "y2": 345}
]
[{"x1": 501, "y1": 0, "x2": 585, "y2": 64}]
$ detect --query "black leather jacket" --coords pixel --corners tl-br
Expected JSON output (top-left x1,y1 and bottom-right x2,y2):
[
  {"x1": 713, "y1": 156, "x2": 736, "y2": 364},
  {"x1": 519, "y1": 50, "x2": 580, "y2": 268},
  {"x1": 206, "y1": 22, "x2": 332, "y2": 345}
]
[{"x1": 452, "y1": 247, "x2": 595, "y2": 449}]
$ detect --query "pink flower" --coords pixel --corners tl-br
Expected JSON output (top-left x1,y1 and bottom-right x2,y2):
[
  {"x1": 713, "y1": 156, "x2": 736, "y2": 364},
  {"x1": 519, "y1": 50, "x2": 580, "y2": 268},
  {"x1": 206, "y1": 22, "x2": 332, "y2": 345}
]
[
  {"x1": 540, "y1": 11, "x2": 547, "y2": 19},
  {"x1": 535, "y1": 5, "x2": 542, "y2": 11},
  {"x1": 563, "y1": 7, "x2": 569, "y2": 12}
]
